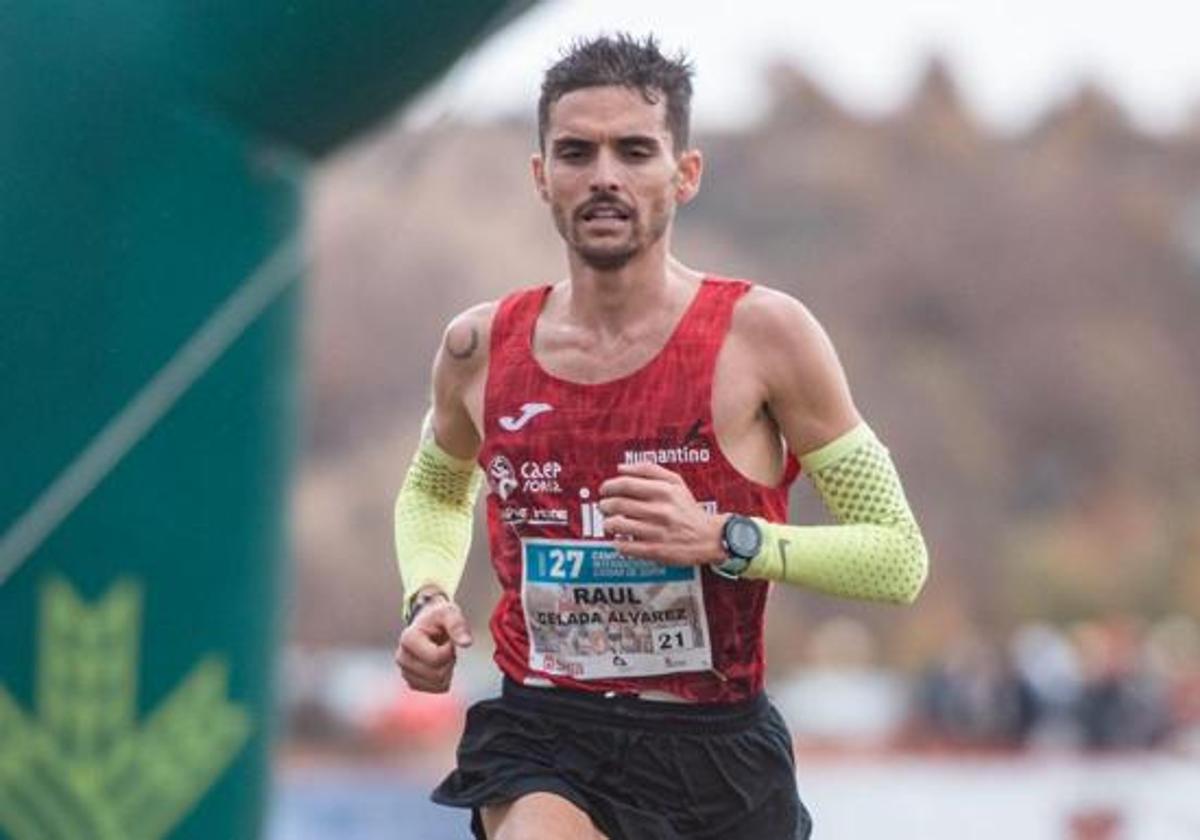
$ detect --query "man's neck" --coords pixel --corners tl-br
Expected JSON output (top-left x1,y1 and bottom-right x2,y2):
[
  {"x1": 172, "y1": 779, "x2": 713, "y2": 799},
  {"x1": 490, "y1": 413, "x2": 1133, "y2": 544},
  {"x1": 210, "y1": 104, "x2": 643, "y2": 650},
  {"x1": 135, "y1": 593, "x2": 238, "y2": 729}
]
[{"x1": 561, "y1": 247, "x2": 700, "y2": 336}]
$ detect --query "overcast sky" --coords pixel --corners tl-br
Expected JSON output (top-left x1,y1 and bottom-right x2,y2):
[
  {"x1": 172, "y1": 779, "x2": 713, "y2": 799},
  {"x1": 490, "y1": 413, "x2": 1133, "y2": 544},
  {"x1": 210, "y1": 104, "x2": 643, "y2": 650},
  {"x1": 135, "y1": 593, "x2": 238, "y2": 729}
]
[{"x1": 407, "y1": 0, "x2": 1200, "y2": 134}]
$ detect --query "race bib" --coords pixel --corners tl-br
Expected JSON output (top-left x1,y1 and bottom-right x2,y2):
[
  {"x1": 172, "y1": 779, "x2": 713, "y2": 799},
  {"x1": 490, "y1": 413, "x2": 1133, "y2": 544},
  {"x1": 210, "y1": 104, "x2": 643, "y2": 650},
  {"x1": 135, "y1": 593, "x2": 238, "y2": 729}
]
[{"x1": 520, "y1": 538, "x2": 713, "y2": 680}]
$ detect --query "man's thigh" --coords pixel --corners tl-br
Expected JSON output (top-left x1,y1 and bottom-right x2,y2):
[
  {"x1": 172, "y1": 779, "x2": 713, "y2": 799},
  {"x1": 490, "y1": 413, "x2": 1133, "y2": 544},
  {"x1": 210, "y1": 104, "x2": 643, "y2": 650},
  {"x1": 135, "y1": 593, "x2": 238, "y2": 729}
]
[{"x1": 481, "y1": 791, "x2": 608, "y2": 840}]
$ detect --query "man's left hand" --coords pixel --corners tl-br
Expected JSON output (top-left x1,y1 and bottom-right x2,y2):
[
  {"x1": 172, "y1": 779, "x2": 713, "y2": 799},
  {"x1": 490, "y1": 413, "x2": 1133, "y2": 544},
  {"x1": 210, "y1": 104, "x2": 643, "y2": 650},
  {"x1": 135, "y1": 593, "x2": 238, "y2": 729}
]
[{"x1": 599, "y1": 461, "x2": 725, "y2": 566}]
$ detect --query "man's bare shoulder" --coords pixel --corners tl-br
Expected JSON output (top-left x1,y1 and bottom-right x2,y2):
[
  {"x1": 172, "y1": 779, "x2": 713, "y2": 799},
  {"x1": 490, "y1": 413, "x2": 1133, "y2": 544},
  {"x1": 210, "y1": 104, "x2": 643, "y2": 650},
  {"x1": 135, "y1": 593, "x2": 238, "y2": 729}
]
[
  {"x1": 431, "y1": 301, "x2": 497, "y2": 455},
  {"x1": 436, "y1": 300, "x2": 498, "y2": 380},
  {"x1": 727, "y1": 282, "x2": 860, "y2": 450},
  {"x1": 728, "y1": 284, "x2": 828, "y2": 363}
]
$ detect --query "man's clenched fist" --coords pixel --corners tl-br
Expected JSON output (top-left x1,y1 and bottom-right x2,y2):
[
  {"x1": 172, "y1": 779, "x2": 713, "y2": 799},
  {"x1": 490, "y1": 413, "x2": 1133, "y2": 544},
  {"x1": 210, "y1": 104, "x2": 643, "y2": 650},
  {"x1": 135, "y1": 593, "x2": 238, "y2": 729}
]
[{"x1": 395, "y1": 597, "x2": 474, "y2": 693}]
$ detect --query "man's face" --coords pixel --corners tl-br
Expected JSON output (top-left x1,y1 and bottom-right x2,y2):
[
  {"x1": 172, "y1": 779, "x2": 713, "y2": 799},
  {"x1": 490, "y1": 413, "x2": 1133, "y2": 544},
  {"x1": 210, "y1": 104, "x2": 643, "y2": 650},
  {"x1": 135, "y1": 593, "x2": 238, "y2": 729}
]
[{"x1": 532, "y1": 86, "x2": 701, "y2": 271}]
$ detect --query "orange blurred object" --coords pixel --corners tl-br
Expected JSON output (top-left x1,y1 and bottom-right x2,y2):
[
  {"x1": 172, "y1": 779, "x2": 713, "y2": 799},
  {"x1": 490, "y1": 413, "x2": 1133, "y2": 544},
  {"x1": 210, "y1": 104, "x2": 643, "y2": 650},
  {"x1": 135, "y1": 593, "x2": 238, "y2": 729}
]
[{"x1": 367, "y1": 685, "x2": 466, "y2": 748}]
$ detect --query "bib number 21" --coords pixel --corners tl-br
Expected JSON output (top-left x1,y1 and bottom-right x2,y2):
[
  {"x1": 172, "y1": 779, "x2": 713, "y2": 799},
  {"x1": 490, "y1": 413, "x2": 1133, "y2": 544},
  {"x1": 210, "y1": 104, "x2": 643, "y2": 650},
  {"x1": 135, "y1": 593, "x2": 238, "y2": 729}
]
[{"x1": 657, "y1": 628, "x2": 692, "y2": 650}]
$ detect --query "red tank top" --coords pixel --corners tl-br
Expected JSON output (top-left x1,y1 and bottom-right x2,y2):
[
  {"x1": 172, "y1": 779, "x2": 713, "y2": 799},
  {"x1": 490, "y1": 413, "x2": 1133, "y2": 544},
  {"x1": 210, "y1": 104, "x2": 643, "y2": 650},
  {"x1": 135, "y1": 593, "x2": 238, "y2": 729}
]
[{"x1": 479, "y1": 277, "x2": 799, "y2": 703}]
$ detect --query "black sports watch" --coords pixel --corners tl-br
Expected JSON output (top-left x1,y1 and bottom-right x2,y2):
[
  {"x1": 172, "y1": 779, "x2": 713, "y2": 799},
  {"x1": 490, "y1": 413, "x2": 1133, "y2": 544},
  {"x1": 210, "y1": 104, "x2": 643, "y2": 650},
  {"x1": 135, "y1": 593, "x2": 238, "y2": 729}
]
[{"x1": 713, "y1": 515, "x2": 763, "y2": 580}]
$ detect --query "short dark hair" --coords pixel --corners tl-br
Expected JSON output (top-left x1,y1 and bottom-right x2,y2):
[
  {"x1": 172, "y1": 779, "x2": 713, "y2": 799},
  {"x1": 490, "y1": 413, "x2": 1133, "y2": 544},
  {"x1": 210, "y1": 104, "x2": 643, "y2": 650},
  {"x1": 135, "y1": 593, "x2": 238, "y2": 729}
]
[{"x1": 538, "y1": 34, "x2": 694, "y2": 155}]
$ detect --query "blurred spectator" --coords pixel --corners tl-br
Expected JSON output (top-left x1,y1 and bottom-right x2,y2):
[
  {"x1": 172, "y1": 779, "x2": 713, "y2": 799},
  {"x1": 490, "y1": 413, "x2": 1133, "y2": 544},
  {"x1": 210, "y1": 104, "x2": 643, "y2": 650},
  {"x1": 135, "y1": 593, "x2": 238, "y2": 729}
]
[
  {"x1": 1072, "y1": 618, "x2": 1170, "y2": 750},
  {"x1": 1009, "y1": 623, "x2": 1083, "y2": 748},
  {"x1": 1144, "y1": 615, "x2": 1200, "y2": 748},
  {"x1": 773, "y1": 617, "x2": 910, "y2": 747},
  {"x1": 915, "y1": 631, "x2": 1027, "y2": 747}
]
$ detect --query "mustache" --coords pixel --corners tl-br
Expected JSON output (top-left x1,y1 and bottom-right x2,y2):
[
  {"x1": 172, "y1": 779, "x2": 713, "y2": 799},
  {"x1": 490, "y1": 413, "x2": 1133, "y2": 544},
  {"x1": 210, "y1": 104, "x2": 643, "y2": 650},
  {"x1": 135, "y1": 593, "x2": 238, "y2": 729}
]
[{"x1": 574, "y1": 196, "x2": 634, "y2": 221}]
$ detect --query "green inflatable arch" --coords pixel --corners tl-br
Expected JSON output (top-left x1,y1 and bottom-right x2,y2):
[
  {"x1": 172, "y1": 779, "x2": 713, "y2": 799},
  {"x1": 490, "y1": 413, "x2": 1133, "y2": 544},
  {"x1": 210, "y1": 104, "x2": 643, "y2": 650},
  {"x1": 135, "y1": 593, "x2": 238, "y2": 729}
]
[{"x1": 0, "y1": 3, "x2": 528, "y2": 838}]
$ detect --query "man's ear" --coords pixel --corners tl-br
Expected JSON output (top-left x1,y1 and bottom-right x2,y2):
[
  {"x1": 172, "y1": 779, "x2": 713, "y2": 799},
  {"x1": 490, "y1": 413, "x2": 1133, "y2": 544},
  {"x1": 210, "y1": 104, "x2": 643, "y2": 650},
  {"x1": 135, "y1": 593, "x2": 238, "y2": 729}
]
[
  {"x1": 531, "y1": 153, "x2": 549, "y2": 203},
  {"x1": 673, "y1": 148, "x2": 703, "y2": 205}
]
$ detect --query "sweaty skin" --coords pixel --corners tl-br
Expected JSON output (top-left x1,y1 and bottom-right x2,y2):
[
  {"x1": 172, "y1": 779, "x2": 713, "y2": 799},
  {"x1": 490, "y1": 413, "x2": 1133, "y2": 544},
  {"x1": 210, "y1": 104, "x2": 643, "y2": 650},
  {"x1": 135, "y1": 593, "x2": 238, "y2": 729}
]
[{"x1": 394, "y1": 83, "x2": 905, "y2": 839}]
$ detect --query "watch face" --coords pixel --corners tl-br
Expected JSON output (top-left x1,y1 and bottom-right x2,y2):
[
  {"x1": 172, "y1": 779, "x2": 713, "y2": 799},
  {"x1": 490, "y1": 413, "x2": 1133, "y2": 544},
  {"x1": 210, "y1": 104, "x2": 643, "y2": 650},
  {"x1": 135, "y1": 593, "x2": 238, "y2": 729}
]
[{"x1": 726, "y1": 517, "x2": 761, "y2": 558}]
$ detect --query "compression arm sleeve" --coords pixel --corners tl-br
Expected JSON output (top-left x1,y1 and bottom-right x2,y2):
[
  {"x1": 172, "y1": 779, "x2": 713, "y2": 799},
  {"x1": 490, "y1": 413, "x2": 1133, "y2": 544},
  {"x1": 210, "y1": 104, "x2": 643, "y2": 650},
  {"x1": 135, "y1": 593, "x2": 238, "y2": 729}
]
[
  {"x1": 393, "y1": 426, "x2": 483, "y2": 607},
  {"x1": 743, "y1": 423, "x2": 928, "y2": 605}
]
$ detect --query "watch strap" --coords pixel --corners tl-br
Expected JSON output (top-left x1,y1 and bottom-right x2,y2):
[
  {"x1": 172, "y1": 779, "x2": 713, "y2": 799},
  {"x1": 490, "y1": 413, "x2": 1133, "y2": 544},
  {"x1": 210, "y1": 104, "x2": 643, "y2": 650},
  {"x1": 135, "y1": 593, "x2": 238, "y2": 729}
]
[
  {"x1": 714, "y1": 515, "x2": 761, "y2": 579},
  {"x1": 404, "y1": 588, "x2": 448, "y2": 625}
]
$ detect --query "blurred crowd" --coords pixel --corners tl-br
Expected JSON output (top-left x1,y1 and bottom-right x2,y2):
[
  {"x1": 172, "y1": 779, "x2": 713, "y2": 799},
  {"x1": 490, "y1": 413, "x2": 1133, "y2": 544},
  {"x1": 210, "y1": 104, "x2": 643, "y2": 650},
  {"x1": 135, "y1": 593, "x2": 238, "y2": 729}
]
[
  {"x1": 278, "y1": 614, "x2": 1200, "y2": 758},
  {"x1": 909, "y1": 615, "x2": 1200, "y2": 752}
]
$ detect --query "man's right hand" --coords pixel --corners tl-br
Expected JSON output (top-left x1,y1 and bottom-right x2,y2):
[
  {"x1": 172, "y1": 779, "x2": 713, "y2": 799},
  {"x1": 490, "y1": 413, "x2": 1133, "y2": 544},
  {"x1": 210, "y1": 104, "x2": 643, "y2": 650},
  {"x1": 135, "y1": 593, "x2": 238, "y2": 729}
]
[{"x1": 395, "y1": 598, "x2": 474, "y2": 693}]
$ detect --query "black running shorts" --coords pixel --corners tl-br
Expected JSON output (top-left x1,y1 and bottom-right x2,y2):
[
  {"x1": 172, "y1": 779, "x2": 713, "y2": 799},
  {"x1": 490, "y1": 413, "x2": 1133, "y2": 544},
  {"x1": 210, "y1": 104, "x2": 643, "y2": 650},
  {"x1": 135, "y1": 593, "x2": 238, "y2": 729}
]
[{"x1": 431, "y1": 678, "x2": 813, "y2": 839}]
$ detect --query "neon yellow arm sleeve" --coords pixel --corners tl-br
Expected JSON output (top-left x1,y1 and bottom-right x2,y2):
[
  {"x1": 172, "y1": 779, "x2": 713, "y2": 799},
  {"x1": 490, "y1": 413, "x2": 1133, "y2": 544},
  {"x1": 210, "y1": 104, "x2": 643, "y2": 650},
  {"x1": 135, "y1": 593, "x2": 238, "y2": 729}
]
[
  {"x1": 743, "y1": 423, "x2": 928, "y2": 605},
  {"x1": 393, "y1": 431, "x2": 483, "y2": 608}
]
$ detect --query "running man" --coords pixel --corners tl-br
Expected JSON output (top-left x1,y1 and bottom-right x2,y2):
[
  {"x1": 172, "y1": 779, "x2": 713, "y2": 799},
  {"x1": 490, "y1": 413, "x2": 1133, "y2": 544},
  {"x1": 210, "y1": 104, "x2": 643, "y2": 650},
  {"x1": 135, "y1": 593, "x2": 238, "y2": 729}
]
[{"x1": 393, "y1": 34, "x2": 929, "y2": 840}]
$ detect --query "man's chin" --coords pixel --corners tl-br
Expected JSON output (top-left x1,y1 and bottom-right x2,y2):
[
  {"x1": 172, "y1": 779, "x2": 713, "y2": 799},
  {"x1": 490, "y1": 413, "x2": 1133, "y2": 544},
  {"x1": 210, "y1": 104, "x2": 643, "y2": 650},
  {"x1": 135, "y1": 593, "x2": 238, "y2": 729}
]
[{"x1": 576, "y1": 245, "x2": 638, "y2": 271}]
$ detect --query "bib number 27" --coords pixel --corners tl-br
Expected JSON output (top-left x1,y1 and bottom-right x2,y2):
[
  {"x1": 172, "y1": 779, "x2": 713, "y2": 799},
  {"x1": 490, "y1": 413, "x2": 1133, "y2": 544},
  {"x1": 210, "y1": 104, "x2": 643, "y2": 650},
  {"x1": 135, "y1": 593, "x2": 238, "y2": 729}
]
[{"x1": 548, "y1": 548, "x2": 583, "y2": 580}]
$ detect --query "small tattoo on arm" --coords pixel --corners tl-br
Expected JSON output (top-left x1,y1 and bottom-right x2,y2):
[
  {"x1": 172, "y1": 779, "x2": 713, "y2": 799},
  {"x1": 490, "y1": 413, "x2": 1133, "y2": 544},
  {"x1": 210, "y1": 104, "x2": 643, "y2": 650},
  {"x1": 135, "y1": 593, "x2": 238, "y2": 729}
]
[{"x1": 446, "y1": 325, "x2": 479, "y2": 360}]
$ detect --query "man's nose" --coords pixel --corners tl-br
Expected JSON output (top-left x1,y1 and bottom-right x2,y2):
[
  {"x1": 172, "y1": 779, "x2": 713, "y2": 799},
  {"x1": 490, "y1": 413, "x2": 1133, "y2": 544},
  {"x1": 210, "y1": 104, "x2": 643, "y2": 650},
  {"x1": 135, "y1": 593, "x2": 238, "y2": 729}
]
[{"x1": 589, "y1": 150, "x2": 621, "y2": 194}]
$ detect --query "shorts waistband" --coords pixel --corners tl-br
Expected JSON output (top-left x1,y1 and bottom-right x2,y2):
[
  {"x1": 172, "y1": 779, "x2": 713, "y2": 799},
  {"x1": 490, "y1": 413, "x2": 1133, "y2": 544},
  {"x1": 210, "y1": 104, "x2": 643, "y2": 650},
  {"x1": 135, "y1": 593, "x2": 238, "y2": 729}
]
[{"x1": 500, "y1": 677, "x2": 768, "y2": 734}]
